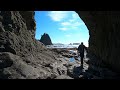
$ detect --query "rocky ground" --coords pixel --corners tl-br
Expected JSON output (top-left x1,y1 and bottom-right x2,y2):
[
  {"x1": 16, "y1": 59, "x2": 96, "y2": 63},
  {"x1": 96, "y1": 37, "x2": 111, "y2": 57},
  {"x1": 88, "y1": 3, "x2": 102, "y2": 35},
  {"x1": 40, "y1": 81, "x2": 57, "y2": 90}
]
[
  {"x1": 0, "y1": 47, "x2": 120, "y2": 79},
  {"x1": 48, "y1": 48, "x2": 120, "y2": 79}
]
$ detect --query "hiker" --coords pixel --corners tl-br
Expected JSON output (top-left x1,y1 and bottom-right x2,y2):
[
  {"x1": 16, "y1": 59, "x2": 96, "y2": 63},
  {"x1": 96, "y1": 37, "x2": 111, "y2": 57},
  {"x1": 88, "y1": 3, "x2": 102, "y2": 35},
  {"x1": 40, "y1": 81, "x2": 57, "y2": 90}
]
[{"x1": 77, "y1": 42, "x2": 87, "y2": 68}]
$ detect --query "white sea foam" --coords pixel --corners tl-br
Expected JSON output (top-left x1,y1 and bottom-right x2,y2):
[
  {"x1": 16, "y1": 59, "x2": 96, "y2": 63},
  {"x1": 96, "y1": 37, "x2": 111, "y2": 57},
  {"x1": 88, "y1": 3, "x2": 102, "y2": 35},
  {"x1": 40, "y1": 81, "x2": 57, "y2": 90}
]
[{"x1": 46, "y1": 44, "x2": 79, "y2": 48}]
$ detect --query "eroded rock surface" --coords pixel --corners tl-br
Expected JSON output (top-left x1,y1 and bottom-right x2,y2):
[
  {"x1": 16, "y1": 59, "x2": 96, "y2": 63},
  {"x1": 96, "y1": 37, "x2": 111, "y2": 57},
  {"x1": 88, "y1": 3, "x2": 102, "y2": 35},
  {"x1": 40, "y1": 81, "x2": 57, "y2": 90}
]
[{"x1": 0, "y1": 11, "x2": 70, "y2": 79}]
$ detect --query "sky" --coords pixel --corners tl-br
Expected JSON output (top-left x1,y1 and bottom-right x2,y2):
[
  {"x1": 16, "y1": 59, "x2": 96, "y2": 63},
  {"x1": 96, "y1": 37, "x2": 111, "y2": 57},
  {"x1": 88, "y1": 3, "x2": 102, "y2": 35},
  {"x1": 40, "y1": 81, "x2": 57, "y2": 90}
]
[{"x1": 34, "y1": 11, "x2": 89, "y2": 47}]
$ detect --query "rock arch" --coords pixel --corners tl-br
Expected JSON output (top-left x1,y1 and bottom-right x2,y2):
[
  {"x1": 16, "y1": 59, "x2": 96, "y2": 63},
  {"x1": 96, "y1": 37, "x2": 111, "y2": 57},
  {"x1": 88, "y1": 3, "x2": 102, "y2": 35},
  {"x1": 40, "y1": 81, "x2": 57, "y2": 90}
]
[
  {"x1": 76, "y1": 11, "x2": 120, "y2": 72},
  {"x1": 0, "y1": 11, "x2": 120, "y2": 79}
]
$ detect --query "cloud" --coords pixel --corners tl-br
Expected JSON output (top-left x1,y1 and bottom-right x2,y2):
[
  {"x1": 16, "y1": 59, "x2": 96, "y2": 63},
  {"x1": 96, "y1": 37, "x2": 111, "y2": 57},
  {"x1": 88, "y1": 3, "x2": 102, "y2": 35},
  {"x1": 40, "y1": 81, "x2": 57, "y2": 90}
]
[
  {"x1": 47, "y1": 11, "x2": 85, "y2": 31},
  {"x1": 65, "y1": 34, "x2": 71, "y2": 37},
  {"x1": 47, "y1": 11, "x2": 69, "y2": 22},
  {"x1": 61, "y1": 21, "x2": 84, "y2": 27},
  {"x1": 72, "y1": 13, "x2": 79, "y2": 19},
  {"x1": 71, "y1": 26, "x2": 78, "y2": 29},
  {"x1": 60, "y1": 21, "x2": 84, "y2": 31},
  {"x1": 68, "y1": 13, "x2": 79, "y2": 22},
  {"x1": 69, "y1": 19, "x2": 74, "y2": 22},
  {"x1": 59, "y1": 28, "x2": 68, "y2": 31},
  {"x1": 61, "y1": 22, "x2": 71, "y2": 26},
  {"x1": 73, "y1": 22, "x2": 84, "y2": 27},
  {"x1": 58, "y1": 12, "x2": 85, "y2": 31}
]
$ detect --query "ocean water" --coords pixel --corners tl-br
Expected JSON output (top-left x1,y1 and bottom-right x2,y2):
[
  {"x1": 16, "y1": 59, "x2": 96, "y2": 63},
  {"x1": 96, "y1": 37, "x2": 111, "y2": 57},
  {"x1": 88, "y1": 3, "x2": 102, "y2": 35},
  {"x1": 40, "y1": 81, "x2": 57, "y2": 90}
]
[
  {"x1": 46, "y1": 44, "x2": 79, "y2": 48},
  {"x1": 69, "y1": 57, "x2": 75, "y2": 62},
  {"x1": 47, "y1": 44, "x2": 87, "y2": 62}
]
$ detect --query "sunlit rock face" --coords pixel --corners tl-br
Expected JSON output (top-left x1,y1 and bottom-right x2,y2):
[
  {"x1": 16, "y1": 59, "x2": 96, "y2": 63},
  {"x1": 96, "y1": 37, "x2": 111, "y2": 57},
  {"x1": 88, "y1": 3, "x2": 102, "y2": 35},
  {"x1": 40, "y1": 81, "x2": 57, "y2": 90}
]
[{"x1": 76, "y1": 11, "x2": 120, "y2": 72}]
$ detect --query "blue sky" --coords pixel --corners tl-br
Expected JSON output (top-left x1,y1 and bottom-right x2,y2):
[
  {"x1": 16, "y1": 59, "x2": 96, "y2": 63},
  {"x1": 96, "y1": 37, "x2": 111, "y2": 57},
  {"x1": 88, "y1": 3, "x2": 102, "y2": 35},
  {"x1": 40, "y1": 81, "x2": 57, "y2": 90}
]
[{"x1": 34, "y1": 11, "x2": 89, "y2": 47}]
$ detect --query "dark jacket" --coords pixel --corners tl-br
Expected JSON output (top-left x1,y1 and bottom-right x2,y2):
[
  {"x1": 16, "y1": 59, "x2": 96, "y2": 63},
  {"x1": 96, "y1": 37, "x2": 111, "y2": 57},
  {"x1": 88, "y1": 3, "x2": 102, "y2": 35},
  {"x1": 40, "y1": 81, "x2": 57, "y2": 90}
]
[{"x1": 78, "y1": 44, "x2": 87, "y2": 57}]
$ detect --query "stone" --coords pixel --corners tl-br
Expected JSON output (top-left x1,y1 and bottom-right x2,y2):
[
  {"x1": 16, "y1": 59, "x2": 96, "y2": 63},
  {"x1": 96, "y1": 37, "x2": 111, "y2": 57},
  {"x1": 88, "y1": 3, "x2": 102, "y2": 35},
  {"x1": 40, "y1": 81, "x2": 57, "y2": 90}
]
[
  {"x1": 0, "y1": 52, "x2": 13, "y2": 69},
  {"x1": 55, "y1": 75, "x2": 73, "y2": 79},
  {"x1": 40, "y1": 33, "x2": 52, "y2": 45}
]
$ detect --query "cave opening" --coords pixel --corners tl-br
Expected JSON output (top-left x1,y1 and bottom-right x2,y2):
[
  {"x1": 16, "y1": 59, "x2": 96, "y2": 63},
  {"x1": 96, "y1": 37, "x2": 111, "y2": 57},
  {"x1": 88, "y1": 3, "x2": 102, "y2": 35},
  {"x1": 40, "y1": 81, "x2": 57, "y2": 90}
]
[{"x1": 34, "y1": 11, "x2": 89, "y2": 48}]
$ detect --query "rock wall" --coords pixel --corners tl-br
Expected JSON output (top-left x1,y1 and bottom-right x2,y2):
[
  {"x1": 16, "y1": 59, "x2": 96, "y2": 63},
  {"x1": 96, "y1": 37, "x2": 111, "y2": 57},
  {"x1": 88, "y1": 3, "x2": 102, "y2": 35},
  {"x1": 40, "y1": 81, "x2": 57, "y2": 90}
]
[
  {"x1": 0, "y1": 11, "x2": 67, "y2": 79},
  {"x1": 76, "y1": 11, "x2": 120, "y2": 72},
  {"x1": 0, "y1": 11, "x2": 42, "y2": 56},
  {"x1": 0, "y1": 11, "x2": 78, "y2": 79}
]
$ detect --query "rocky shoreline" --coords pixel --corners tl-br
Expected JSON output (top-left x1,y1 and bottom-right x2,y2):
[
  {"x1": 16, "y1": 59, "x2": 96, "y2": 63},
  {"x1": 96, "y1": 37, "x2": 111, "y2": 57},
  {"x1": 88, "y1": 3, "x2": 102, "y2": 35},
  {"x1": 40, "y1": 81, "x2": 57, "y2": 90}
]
[
  {"x1": 46, "y1": 48, "x2": 120, "y2": 79},
  {"x1": 0, "y1": 47, "x2": 119, "y2": 79}
]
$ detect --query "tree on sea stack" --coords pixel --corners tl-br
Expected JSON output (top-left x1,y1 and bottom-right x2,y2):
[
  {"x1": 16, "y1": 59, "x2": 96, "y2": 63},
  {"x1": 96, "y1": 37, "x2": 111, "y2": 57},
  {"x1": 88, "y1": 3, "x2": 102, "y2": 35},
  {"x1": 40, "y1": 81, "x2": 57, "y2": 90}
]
[{"x1": 40, "y1": 33, "x2": 53, "y2": 45}]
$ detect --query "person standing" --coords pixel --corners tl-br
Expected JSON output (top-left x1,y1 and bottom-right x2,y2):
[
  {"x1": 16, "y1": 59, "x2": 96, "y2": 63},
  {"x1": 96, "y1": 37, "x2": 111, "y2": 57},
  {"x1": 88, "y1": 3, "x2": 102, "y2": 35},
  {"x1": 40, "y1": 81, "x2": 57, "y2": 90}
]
[{"x1": 77, "y1": 42, "x2": 87, "y2": 68}]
